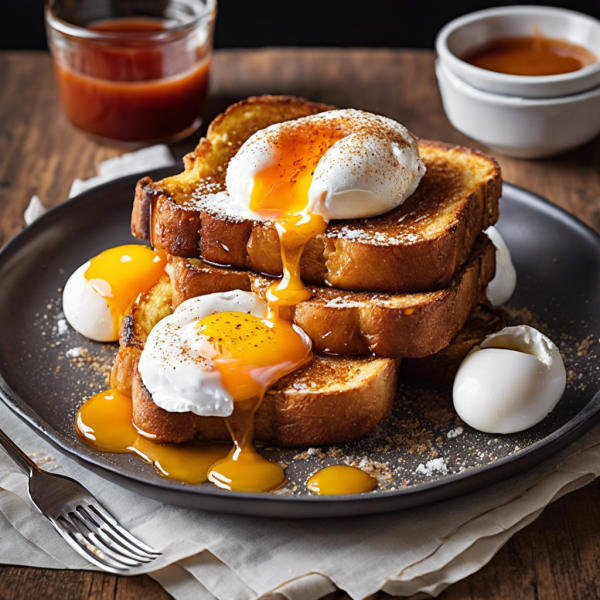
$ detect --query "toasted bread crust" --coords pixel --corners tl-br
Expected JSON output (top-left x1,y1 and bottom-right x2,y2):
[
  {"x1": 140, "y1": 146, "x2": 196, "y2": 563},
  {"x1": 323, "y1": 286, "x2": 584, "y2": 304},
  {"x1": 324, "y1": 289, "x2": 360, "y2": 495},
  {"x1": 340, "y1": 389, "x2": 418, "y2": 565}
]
[
  {"x1": 401, "y1": 302, "x2": 509, "y2": 384},
  {"x1": 168, "y1": 234, "x2": 495, "y2": 358},
  {"x1": 111, "y1": 276, "x2": 173, "y2": 398},
  {"x1": 186, "y1": 95, "x2": 337, "y2": 169},
  {"x1": 111, "y1": 277, "x2": 399, "y2": 445},
  {"x1": 131, "y1": 356, "x2": 398, "y2": 445},
  {"x1": 131, "y1": 95, "x2": 335, "y2": 254},
  {"x1": 132, "y1": 96, "x2": 501, "y2": 293}
]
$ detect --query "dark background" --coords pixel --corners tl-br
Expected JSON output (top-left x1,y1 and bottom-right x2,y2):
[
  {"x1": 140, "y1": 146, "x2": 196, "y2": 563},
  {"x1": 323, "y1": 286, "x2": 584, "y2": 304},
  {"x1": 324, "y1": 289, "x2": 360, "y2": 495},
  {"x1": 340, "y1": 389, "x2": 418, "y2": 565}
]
[{"x1": 2, "y1": 1, "x2": 600, "y2": 51}]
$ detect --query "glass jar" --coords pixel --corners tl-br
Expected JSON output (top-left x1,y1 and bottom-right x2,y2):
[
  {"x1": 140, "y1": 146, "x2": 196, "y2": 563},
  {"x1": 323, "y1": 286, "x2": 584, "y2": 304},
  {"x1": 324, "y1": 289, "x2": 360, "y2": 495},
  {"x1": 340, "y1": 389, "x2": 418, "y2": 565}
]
[{"x1": 45, "y1": 0, "x2": 216, "y2": 145}]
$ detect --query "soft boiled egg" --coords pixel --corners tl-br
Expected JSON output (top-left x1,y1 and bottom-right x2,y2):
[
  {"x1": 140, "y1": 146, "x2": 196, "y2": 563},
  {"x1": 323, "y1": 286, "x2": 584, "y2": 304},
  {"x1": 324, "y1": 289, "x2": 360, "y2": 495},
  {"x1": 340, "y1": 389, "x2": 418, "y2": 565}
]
[
  {"x1": 63, "y1": 245, "x2": 167, "y2": 342},
  {"x1": 225, "y1": 109, "x2": 426, "y2": 311},
  {"x1": 138, "y1": 290, "x2": 312, "y2": 417},
  {"x1": 227, "y1": 109, "x2": 426, "y2": 223},
  {"x1": 138, "y1": 289, "x2": 312, "y2": 493},
  {"x1": 485, "y1": 226, "x2": 517, "y2": 306},
  {"x1": 453, "y1": 325, "x2": 566, "y2": 434}
]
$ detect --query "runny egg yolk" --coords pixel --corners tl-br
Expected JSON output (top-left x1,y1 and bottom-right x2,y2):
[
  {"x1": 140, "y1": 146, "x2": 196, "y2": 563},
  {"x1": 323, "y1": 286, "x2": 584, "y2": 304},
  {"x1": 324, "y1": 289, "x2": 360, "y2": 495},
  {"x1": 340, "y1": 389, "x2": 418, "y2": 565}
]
[
  {"x1": 195, "y1": 312, "x2": 311, "y2": 402},
  {"x1": 76, "y1": 389, "x2": 231, "y2": 485},
  {"x1": 250, "y1": 125, "x2": 345, "y2": 312},
  {"x1": 84, "y1": 245, "x2": 167, "y2": 337},
  {"x1": 307, "y1": 465, "x2": 378, "y2": 495},
  {"x1": 75, "y1": 312, "x2": 312, "y2": 491},
  {"x1": 196, "y1": 311, "x2": 312, "y2": 492}
]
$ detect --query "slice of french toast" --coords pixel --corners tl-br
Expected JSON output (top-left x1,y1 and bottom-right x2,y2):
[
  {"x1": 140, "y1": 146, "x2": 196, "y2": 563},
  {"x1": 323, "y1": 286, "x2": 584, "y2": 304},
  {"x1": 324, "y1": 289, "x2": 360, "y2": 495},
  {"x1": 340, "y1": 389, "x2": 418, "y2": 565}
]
[
  {"x1": 167, "y1": 233, "x2": 496, "y2": 358},
  {"x1": 111, "y1": 276, "x2": 399, "y2": 445},
  {"x1": 110, "y1": 278, "x2": 506, "y2": 445},
  {"x1": 401, "y1": 302, "x2": 508, "y2": 384},
  {"x1": 132, "y1": 95, "x2": 501, "y2": 293}
]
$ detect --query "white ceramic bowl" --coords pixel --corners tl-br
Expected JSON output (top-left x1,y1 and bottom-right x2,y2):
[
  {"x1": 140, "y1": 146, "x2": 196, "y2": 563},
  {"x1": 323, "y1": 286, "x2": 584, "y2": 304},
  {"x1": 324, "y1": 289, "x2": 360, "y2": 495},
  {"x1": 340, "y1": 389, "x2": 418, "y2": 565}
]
[
  {"x1": 436, "y1": 59, "x2": 600, "y2": 158},
  {"x1": 436, "y1": 6, "x2": 600, "y2": 99}
]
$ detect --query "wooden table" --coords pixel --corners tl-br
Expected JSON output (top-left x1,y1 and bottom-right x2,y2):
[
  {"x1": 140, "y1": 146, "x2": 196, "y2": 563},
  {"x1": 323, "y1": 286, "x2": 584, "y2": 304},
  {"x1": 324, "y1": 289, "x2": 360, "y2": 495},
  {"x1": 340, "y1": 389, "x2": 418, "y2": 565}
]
[{"x1": 1, "y1": 48, "x2": 600, "y2": 600}]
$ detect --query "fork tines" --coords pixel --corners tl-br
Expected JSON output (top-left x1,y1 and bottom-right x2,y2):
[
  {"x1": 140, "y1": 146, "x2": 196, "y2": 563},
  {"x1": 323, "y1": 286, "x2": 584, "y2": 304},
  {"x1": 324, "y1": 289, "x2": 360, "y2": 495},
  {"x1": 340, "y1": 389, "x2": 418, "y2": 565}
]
[{"x1": 52, "y1": 501, "x2": 161, "y2": 573}]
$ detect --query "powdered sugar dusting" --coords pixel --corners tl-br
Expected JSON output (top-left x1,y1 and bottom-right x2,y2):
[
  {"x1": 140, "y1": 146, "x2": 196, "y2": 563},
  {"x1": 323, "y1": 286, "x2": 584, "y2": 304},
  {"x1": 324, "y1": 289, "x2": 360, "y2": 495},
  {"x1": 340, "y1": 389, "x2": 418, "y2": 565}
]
[
  {"x1": 415, "y1": 458, "x2": 449, "y2": 477},
  {"x1": 189, "y1": 189, "x2": 249, "y2": 223},
  {"x1": 447, "y1": 427, "x2": 464, "y2": 439},
  {"x1": 326, "y1": 224, "x2": 423, "y2": 245}
]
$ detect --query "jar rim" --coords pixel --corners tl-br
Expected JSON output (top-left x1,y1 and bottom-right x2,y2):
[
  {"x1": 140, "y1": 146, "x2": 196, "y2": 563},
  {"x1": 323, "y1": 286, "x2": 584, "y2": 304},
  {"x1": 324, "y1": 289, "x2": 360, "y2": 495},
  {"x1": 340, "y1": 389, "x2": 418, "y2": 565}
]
[{"x1": 45, "y1": 0, "x2": 217, "y2": 43}]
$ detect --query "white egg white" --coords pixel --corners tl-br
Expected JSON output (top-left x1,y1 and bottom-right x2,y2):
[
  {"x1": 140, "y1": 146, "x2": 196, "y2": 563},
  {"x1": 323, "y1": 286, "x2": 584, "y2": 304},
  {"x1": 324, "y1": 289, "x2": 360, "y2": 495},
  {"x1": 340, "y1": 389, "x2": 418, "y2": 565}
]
[
  {"x1": 453, "y1": 325, "x2": 566, "y2": 434},
  {"x1": 138, "y1": 290, "x2": 268, "y2": 418},
  {"x1": 485, "y1": 226, "x2": 517, "y2": 306},
  {"x1": 225, "y1": 109, "x2": 426, "y2": 222},
  {"x1": 62, "y1": 262, "x2": 117, "y2": 342}
]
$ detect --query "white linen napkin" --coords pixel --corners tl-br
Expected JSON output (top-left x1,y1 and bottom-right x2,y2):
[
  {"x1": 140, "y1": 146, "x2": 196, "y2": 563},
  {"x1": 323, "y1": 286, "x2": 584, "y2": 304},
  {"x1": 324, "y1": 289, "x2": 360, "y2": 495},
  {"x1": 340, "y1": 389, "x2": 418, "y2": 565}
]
[
  {"x1": 24, "y1": 145, "x2": 176, "y2": 225},
  {"x1": 23, "y1": 195, "x2": 47, "y2": 225},
  {"x1": 69, "y1": 145, "x2": 175, "y2": 198},
  {"x1": 2, "y1": 399, "x2": 600, "y2": 600},
  {"x1": 5, "y1": 146, "x2": 600, "y2": 598}
]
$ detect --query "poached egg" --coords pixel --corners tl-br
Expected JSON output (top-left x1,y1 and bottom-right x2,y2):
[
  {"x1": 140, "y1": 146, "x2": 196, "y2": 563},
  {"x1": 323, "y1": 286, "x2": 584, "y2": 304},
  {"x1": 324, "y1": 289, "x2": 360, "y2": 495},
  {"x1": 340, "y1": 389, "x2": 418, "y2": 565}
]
[
  {"x1": 63, "y1": 245, "x2": 167, "y2": 342},
  {"x1": 226, "y1": 108, "x2": 426, "y2": 310},
  {"x1": 453, "y1": 325, "x2": 566, "y2": 434},
  {"x1": 138, "y1": 289, "x2": 312, "y2": 492},
  {"x1": 227, "y1": 109, "x2": 426, "y2": 223},
  {"x1": 139, "y1": 290, "x2": 312, "y2": 417}
]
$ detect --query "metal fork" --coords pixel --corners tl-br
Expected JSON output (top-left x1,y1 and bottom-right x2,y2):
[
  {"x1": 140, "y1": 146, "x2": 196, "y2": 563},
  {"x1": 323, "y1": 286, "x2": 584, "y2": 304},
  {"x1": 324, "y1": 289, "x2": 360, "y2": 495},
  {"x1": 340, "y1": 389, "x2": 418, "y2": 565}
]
[{"x1": 0, "y1": 426, "x2": 161, "y2": 573}]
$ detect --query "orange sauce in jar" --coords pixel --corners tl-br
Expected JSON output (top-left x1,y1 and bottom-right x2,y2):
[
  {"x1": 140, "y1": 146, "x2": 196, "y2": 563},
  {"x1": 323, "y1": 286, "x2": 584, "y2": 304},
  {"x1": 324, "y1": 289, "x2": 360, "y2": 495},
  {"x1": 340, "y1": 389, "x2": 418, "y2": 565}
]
[
  {"x1": 53, "y1": 18, "x2": 211, "y2": 143},
  {"x1": 464, "y1": 35, "x2": 597, "y2": 76}
]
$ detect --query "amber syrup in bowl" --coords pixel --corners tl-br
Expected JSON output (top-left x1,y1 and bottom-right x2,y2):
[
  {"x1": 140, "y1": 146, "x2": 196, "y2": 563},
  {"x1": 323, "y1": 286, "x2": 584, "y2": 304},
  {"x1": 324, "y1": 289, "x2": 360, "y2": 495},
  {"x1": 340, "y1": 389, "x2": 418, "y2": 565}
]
[{"x1": 464, "y1": 33, "x2": 596, "y2": 77}]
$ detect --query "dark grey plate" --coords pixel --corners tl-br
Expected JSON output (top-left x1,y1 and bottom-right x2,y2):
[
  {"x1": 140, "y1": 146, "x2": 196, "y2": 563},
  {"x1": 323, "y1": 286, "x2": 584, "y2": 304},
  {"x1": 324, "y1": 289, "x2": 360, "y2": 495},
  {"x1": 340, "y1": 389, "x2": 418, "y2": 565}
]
[{"x1": 1, "y1": 169, "x2": 600, "y2": 518}]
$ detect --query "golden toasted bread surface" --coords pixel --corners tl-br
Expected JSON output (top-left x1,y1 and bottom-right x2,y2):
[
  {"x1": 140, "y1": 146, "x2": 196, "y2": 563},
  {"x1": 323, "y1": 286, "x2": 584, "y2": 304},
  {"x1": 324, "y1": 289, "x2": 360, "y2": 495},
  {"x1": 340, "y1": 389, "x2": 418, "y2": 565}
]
[
  {"x1": 132, "y1": 95, "x2": 501, "y2": 293},
  {"x1": 111, "y1": 277, "x2": 399, "y2": 445},
  {"x1": 132, "y1": 355, "x2": 398, "y2": 446},
  {"x1": 131, "y1": 95, "x2": 335, "y2": 252},
  {"x1": 168, "y1": 233, "x2": 496, "y2": 358}
]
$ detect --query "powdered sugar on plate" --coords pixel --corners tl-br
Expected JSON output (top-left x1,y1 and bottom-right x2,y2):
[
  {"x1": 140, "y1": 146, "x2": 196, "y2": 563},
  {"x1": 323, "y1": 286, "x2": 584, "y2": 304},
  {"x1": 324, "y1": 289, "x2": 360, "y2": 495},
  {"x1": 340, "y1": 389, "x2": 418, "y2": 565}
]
[{"x1": 416, "y1": 458, "x2": 449, "y2": 477}]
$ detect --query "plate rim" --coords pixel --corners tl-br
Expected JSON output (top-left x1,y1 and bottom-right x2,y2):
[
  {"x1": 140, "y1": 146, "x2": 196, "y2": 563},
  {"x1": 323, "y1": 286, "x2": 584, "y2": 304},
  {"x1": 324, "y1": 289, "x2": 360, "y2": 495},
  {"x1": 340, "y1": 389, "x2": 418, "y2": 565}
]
[{"x1": 1, "y1": 171, "x2": 600, "y2": 516}]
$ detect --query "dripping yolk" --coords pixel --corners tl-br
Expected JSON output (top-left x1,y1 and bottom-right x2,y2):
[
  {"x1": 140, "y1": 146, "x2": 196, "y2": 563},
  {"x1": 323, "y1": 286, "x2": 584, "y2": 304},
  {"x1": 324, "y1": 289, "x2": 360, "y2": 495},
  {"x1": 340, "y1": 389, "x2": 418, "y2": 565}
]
[
  {"x1": 249, "y1": 126, "x2": 344, "y2": 311},
  {"x1": 196, "y1": 311, "x2": 311, "y2": 493},
  {"x1": 76, "y1": 389, "x2": 231, "y2": 485},
  {"x1": 195, "y1": 311, "x2": 312, "y2": 402},
  {"x1": 76, "y1": 389, "x2": 137, "y2": 453},
  {"x1": 307, "y1": 465, "x2": 378, "y2": 495},
  {"x1": 84, "y1": 245, "x2": 167, "y2": 337}
]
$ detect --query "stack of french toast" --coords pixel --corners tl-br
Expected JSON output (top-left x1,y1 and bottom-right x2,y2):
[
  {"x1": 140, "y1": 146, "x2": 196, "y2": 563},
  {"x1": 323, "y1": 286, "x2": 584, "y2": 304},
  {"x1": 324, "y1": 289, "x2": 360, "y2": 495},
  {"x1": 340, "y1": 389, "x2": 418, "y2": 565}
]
[{"x1": 111, "y1": 95, "x2": 507, "y2": 447}]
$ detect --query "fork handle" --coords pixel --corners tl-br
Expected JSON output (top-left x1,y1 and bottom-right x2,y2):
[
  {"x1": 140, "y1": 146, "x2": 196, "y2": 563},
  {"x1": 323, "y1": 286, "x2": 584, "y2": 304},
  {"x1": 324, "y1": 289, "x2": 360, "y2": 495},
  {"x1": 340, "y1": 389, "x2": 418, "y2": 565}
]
[{"x1": 0, "y1": 426, "x2": 39, "y2": 477}]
